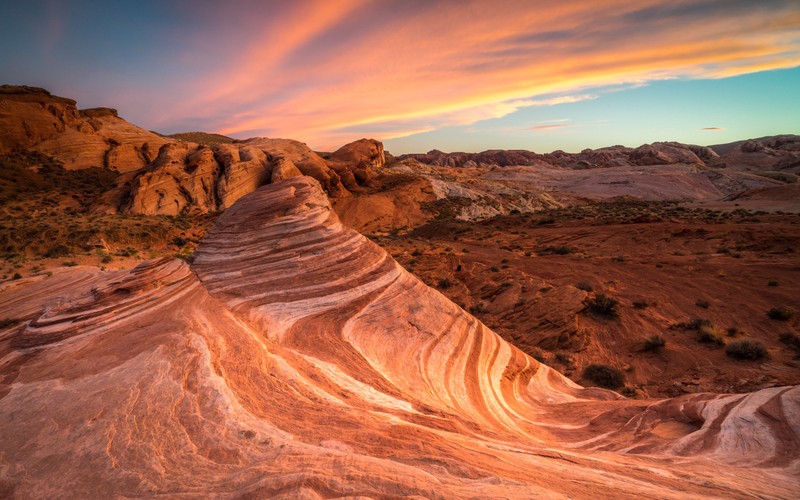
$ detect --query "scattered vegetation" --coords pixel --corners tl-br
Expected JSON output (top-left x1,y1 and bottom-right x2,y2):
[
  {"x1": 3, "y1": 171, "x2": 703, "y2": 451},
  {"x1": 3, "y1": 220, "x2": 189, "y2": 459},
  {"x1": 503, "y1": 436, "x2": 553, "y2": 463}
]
[
  {"x1": 632, "y1": 300, "x2": 649, "y2": 309},
  {"x1": 437, "y1": 278, "x2": 453, "y2": 289},
  {"x1": 695, "y1": 299, "x2": 710, "y2": 309},
  {"x1": 575, "y1": 281, "x2": 593, "y2": 292},
  {"x1": 779, "y1": 333, "x2": 800, "y2": 358},
  {"x1": 540, "y1": 246, "x2": 573, "y2": 255},
  {"x1": 767, "y1": 306, "x2": 794, "y2": 321},
  {"x1": 585, "y1": 293, "x2": 619, "y2": 318},
  {"x1": 725, "y1": 339, "x2": 769, "y2": 361},
  {"x1": 697, "y1": 324, "x2": 725, "y2": 347},
  {"x1": 583, "y1": 364, "x2": 625, "y2": 389},
  {"x1": 643, "y1": 335, "x2": 666, "y2": 352},
  {"x1": 767, "y1": 280, "x2": 779, "y2": 287}
]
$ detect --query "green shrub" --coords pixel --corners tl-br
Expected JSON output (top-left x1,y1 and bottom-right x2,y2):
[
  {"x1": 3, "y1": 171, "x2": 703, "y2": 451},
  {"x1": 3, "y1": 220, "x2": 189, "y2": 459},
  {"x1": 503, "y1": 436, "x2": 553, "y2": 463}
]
[
  {"x1": 725, "y1": 339, "x2": 768, "y2": 361},
  {"x1": 101, "y1": 255, "x2": 112, "y2": 263},
  {"x1": 586, "y1": 293, "x2": 619, "y2": 318},
  {"x1": 633, "y1": 300, "x2": 649, "y2": 309},
  {"x1": 12, "y1": 272, "x2": 22, "y2": 280},
  {"x1": 583, "y1": 364, "x2": 625, "y2": 389},
  {"x1": 767, "y1": 306, "x2": 794, "y2": 321}
]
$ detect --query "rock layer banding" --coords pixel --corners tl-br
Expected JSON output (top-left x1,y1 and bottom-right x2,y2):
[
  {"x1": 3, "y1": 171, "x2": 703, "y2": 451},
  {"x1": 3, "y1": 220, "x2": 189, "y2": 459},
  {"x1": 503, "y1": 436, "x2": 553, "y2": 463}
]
[{"x1": 1, "y1": 176, "x2": 797, "y2": 498}]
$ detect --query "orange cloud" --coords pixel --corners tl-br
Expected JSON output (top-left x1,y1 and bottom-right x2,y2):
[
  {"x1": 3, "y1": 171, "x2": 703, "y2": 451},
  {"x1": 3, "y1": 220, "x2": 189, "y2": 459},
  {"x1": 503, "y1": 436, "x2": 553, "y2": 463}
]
[
  {"x1": 531, "y1": 124, "x2": 573, "y2": 130},
  {"x1": 153, "y1": 0, "x2": 800, "y2": 149}
]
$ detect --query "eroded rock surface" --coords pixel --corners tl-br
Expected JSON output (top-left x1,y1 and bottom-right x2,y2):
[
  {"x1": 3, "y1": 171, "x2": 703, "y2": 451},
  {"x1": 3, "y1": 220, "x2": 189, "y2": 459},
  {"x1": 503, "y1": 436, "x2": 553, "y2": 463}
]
[
  {"x1": 1, "y1": 176, "x2": 797, "y2": 498},
  {"x1": 0, "y1": 85, "x2": 169, "y2": 172}
]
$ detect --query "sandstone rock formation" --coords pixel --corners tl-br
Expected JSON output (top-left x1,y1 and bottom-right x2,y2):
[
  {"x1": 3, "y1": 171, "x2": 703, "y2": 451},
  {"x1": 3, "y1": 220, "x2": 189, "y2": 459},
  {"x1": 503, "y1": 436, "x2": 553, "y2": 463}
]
[
  {"x1": 1, "y1": 176, "x2": 797, "y2": 497},
  {"x1": 326, "y1": 138, "x2": 385, "y2": 190},
  {"x1": 122, "y1": 137, "x2": 359, "y2": 215},
  {"x1": 399, "y1": 141, "x2": 720, "y2": 170},
  {"x1": 0, "y1": 85, "x2": 169, "y2": 172},
  {"x1": 710, "y1": 135, "x2": 800, "y2": 172}
]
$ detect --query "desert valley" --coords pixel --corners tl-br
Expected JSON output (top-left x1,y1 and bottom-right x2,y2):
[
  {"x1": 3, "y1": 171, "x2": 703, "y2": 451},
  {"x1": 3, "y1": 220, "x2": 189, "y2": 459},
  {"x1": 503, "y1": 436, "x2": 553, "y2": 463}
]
[{"x1": 0, "y1": 83, "x2": 798, "y2": 497}]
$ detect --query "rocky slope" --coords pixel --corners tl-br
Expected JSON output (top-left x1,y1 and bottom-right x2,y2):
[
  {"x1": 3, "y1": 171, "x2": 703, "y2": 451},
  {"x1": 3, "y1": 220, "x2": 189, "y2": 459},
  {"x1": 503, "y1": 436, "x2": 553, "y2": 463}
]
[
  {"x1": 398, "y1": 141, "x2": 720, "y2": 169},
  {"x1": 0, "y1": 86, "x2": 389, "y2": 215},
  {"x1": 0, "y1": 176, "x2": 797, "y2": 497},
  {"x1": 709, "y1": 135, "x2": 800, "y2": 172},
  {"x1": 0, "y1": 85, "x2": 169, "y2": 172}
]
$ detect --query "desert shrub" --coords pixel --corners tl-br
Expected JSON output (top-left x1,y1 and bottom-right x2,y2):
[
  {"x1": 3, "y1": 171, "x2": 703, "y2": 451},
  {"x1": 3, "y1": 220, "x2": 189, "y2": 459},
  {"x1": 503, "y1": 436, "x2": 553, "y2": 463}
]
[
  {"x1": 583, "y1": 364, "x2": 625, "y2": 389},
  {"x1": 554, "y1": 352, "x2": 574, "y2": 367},
  {"x1": 101, "y1": 255, "x2": 112, "y2": 263},
  {"x1": 767, "y1": 306, "x2": 794, "y2": 321},
  {"x1": 62, "y1": 261, "x2": 78, "y2": 267},
  {"x1": 767, "y1": 280, "x2": 779, "y2": 287},
  {"x1": 673, "y1": 318, "x2": 711, "y2": 330},
  {"x1": 726, "y1": 327, "x2": 739, "y2": 337},
  {"x1": 576, "y1": 281, "x2": 593, "y2": 292},
  {"x1": 643, "y1": 335, "x2": 666, "y2": 352},
  {"x1": 12, "y1": 272, "x2": 21, "y2": 280},
  {"x1": 632, "y1": 300, "x2": 649, "y2": 309},
  {"x1": 469, "y1": 303, "x2": 487, "y2": 314},
  {"x1": 490, "y1": 266, "x2": 500, "y2": 272},
  {"x1": 437, "y1": 278, "x2": 453, "y2": 289},
  {"x1": 44, "y1": 244, "x2": 71, "y2": 258},
  {"x1": 545, "y1": 246, "x2": 573, "y2": 255},
  {"x1": 695, "y1": 299, "x2": 710, "y2": 309},
  {"x1": 697, "y1": 324, "x2": 725, "y2": 347},
  {"x1": 779, "y1": 333, "x2": 800, "y2": 357},
  {"x1": 586, "y1": 294, "x2": 619, "y2": 318},
  {"x1": 725, "y1": 339, "x2": 768, "y2": 361}
]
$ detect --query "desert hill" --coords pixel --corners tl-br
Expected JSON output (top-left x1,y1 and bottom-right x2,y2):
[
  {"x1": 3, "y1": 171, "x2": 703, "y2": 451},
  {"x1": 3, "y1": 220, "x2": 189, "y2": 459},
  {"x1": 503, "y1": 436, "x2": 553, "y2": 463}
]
[{"x1": 1, "y1": 177, "x2": 797, "y2": 497}]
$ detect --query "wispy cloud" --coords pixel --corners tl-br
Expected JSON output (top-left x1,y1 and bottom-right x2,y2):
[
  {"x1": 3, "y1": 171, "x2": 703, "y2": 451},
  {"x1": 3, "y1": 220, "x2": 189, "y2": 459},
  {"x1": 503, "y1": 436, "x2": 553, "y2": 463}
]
[
  {"x1": 38, "y1": 0, "x2": 798, "y2": 150},
  {"x1": 530, "y1": 124, "x2": 574, "y2": 131},
  {"x1": 702, "y1": 127, "x2": 724, "y2": 131}
]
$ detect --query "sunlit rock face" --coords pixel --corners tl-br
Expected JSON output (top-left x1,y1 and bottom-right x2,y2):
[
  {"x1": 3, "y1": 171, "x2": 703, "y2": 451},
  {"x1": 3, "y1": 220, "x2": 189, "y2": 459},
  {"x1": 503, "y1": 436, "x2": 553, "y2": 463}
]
[
  {"x1": 0, "y1": 85, "x2": 169, "y2": 172},
  {"x1": 122, "y1": 138, "x2": 390, "y2": 215},
  {"x1": 0, "y1": 176, "x2": 797, "y2": 498}
]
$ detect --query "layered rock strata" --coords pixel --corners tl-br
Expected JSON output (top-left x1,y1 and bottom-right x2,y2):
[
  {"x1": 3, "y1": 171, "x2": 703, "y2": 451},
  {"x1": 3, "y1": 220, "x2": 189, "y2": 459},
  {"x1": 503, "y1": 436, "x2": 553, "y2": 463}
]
[{"x1": 0, "y1": 176, "x2": 797, "y2": 497}]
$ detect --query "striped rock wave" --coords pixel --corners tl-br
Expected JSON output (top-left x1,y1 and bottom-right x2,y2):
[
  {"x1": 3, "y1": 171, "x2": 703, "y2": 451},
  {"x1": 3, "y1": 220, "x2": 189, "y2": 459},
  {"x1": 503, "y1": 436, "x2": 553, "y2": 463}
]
[{"x1": 0, "y1": 176, "x2": 797, "y2": 498}]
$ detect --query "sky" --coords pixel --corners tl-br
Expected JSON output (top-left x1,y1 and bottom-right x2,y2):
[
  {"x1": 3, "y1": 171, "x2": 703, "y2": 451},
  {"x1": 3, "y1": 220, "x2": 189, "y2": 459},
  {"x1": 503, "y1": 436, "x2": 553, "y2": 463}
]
[{"x1": 1, "y1": 0, "x2": 798, "y2": 154}]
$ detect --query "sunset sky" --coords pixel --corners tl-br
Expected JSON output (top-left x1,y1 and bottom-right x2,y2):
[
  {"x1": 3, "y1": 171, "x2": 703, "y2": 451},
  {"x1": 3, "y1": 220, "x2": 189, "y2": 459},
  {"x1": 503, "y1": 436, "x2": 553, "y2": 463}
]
[{"x1": 2, "y1": 0, "x2": 798, "y2": 153}]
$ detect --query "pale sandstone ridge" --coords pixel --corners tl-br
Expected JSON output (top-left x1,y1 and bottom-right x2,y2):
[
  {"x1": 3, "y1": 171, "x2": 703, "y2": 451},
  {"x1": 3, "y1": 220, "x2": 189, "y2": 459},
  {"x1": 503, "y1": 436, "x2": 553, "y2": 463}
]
[
  {"x1": 0, "y1": 85, "x2": 169, "y2": 171},
  {"x1": 1, "y1": 176, "x2": 797, "y2": 498}
]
